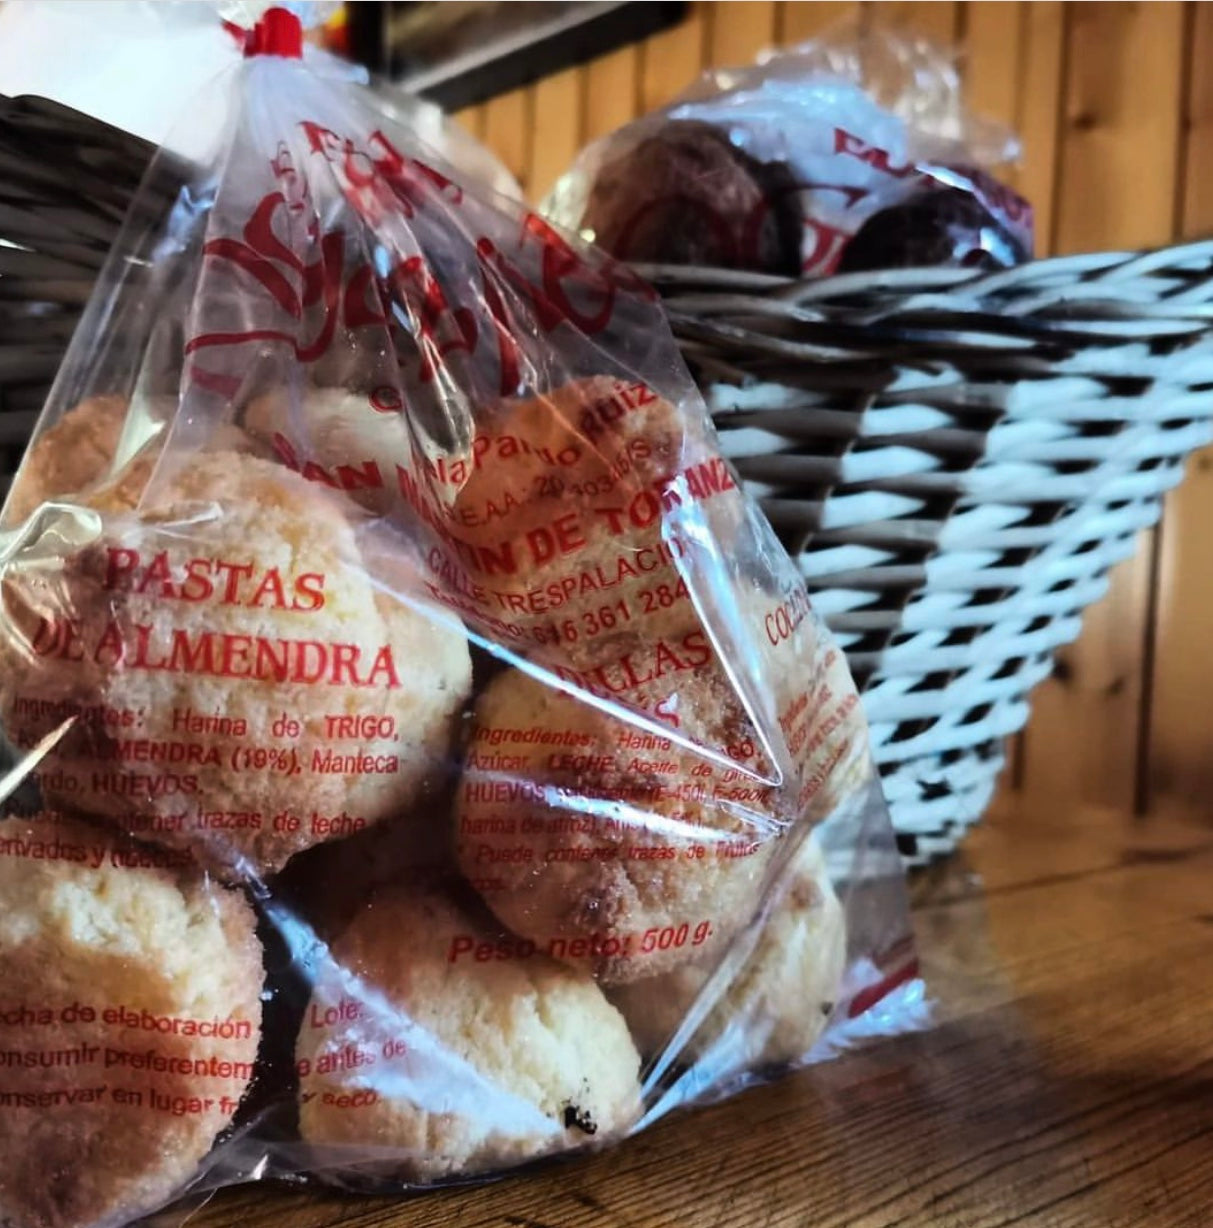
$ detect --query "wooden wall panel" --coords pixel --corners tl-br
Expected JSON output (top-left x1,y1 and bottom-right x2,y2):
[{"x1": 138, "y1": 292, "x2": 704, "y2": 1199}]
[
  {"x1": 483, "y1": 88, "x2": 534, "y2": 197},
  {"x1": 529, "y1": 68, "x2": 585, "y2": 202},
  {"x1": 639, "y1": 2, "x2": 709, "y2": 112},
  {"x1": 778, "y1": 2, "x2": 851, "y2": 46},
  {"x1": 583, "y1": 45, "x2": 641, "y2": 144},
  {"x1": 964, "y1": 3, "x2": 1023, "y2": 139},
  {"x1": 708, "y1": 1, "x2": 778, "y2": 67},
  {"x1": 866, "y1": 2, "x2": 962, "y2": 46},
  {"x1": 452, "y1": 106, "x2": 485, "y2": 142},
  {"x1": 1019, "y1": 2, "x2": 1186, "y2": 814},
  {"x1": 1147, "y1": 2, "x2": 1213, "y2": 812},
  {"x1": 1013, "y1": 0, "x2": 1066, "y2": 253}
]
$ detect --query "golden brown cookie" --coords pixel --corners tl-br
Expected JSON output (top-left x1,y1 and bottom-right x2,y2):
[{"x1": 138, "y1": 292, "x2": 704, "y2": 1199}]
[
  {"x1": 296, "y1": 886, "x2": 641, "y2": 1181},
  {"x1": 454, "y1": 664, "x2": 790, "y2": 984},
  {"x1": 0, "y1": 450, "x2": 473, "y2": 877},
  {"x1": 5, "y1": 396, "x2": 138, "y2": 523},
  {"x1": 438, "y1": 376, "x2": 692, "y2": 646},
  {"x1": 5, "y1": 395, "x2": 266, "y2": 525},
  {"x1": 242, "y1": 386, "x2": 414, "y2": 516},
  {"x1": 608, "y1": 836, "x2": 847, "y2": 1066},
  {"x1": 0, "y1": 811, "x2": 262, "y2": 1228}
]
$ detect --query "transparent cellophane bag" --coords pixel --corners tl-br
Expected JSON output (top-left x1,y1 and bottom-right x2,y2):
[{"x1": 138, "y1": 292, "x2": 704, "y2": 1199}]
[
  {"x1": 545, "y1": 19, "x2": 1033, "y2": 277},
  {"x1": 0, "y1": 12, "x2": 921, "y2": 1227}
]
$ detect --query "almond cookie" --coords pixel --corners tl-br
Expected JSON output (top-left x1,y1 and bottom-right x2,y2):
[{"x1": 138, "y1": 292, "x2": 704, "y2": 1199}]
[
  {"x1": 0, "y1": 811, "x2": 262, "y2": 1228},
  {"x1": 0, "y1": 450, "x2": 472, "y2": 877},
  {"x1": 296, "y1": 886, "x2": 641, "y2": 1181},
  {"x1": 4, "y1": 396, "x2": 145, "y2": 524},
  {"x1": 455, "y1": 664, "x2": 788, "y2": 984},
  {"x1": 609, "y1": 835, "x2": 847, "y2": 1067}
]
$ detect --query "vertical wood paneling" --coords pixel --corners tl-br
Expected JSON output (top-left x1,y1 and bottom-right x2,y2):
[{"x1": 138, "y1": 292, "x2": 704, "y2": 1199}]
[
  {"x1": 1146, "y1": 3, "x2": 1213, "y2": 812},
  {"x1": 777, "y1": 2, "x2": 851, "y2": 46},
  {"x1": 529, "y1": 69, "x2": 585, "y2": 203},
  {"x1": 1019, "y1": 1, "x2": 1186, "y2": 814},
  {"x1": 639, "y1": 2, "x2": 710, "y2": 112},
  {"x1": 866, "y1": 2, "x2": 962, "y2": 46},
  {"x1": 452, "y1": 106, "x2": 486, "y2": 141},
  {"x1": 583, "y1": 45, "x2": 641, "y2": 144},
  {"x1": 708, "y1": 2, "x2": 778, "y2": 68},
  {"x1": 482, "y1": 88, "x2": 534, "y2": 197},
  {"x1": 1014, "y1": 0, "x2": 1066, "y2": 254},
  {"x1": 1052, "y1": 2, "x2": 1185, "y2": 254},
  {"x1": 964, "y1": 3, "x2": 1023, "y2": 156}
]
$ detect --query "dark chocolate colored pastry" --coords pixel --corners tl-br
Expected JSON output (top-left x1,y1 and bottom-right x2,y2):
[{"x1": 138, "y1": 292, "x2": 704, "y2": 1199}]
[
  {"x1": 581, "y1": 120, "x2": 802, "y2": 275},
  {"x1": 836, "y1": 186, "x2": 1029, "y2": 274}
]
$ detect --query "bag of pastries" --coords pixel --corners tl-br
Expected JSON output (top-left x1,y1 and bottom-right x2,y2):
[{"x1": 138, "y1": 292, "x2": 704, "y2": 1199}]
[
  {"x1": 0, "y1": 6, "x2": 921, "y2": 1225},
  {"x1": 545, "y1": 19, "x2": 1033, "y2": 277}
]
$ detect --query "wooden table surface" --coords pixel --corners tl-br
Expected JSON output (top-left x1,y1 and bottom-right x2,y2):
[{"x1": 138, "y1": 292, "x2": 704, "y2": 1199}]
[{"x1": 194, "y1": 803, "x2": 1213, "y2": 1228}]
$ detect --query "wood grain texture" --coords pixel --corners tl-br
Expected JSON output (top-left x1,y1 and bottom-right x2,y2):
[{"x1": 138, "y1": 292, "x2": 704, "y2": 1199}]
[
  {"x1": 963, "y1": 3, "x2": 1023, "y2": 165},
  {"x1": 187, "y1": 804, "x2": 1213, "y2": 1226},
  {"x1": 639, "y1": 2, "x2": 709, "y2": 112},
  {"x1": 451, "y1": 106, "x2": 485, "y2": 142},
  {"x1": 866, "y1": 1, "x2": 962, "y2": 46},
  {"x1": 1053, "y1": 1, "x2": 1185, "y2": 253},
  {"x1": 1145, "y1": 4, "x2": 1213, "y2": 812},
  {"x1": 1014, "y1": 0, "x2": 1065, "y2": 255},
  {"x1": 529, "y1": 68, "x2": 586, "y2": 203},
  {"x1": 777, "y1": 1, "x2": 852, "y2": 46},
  {"x1": 708, "y1": 1, "x2": 777, "y2": 68},
  {"x1": 583, "y1": 45, "x2": 641, "y2": 144},
  {"x1": 482, "y1": 88, "x2": 534, "y2": 197},
  {"x1": 1019, "y1": 1, "x2": 1187, "y2": 815}
]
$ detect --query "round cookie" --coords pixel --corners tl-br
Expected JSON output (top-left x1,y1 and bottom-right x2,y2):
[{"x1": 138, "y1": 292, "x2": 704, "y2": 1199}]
[
  {"x1": 608, "y1": 835, "x2": 847, "y2": 1067},
  {"x1": 455, "y1": 664, "x2": 789, "y2": 984},
  {"x1": 4, "y1": 396, "x2": 140, "y2": 524},
  {"x1": 242, "y1": 385, "x2": 414, "y2": 516},
  {"x1": 438, "y1": 377, "x2": 734, "y2": 688},
  {"x1": 580, "y1": 120, "x2": 803, "y2": 275},
  {"x1": 296, "y1": 886, "x2": 641, "y2": 1181},
  {"x1": 5, "y1": 394, "x2": 262, "y2": 525},
  {"x1": 0, "y1": 450, "x2": 473, "y2": 878},
  {"x1": 0, "y1": 811, "x2": 262, "y2": 1228}
]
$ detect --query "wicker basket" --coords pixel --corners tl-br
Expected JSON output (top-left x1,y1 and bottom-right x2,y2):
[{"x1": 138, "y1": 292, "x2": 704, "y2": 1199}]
[
  {"x1": 635, "y1": 253, "x2": 1213, "y2": 861},
  {"x1": 0, "y1": 94, "x2": 174, "y2": 502},
  {"x1": 5, "y1": 94, "x2": 1213, "y2": 864}
]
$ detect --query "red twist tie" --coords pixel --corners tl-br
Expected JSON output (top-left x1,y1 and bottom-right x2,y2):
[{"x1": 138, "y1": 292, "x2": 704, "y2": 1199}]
[{"x1": 233, "y1": 6, "x2": 304, "y2": 59}]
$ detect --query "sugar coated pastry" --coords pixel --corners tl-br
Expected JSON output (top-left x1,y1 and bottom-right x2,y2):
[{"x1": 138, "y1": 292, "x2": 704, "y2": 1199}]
[
  {"x1": 242, "y1": 386, "x2": 414, "y2": 515},
  {"x1": 4, "y1": 396, "x2": 137, "y2": 524},
  {"x1": 296, "y1": 887, "x2": 641, "y2": 1181},
  {"x1": 0, "y1": 450, "x2": 473, "y2": 877},
  {"x1": 0, "y1": 811, "x2": 262, "y2": 1228},
  {"x1": 609, "y1": 835, "x2": 847, "y2": 1066},
  {"x1": 5, "y1": 395, "x2": 263, "y2": 525},
  {"x1": 455, "y1": 664, "x2": 788, "y2": 984},
  {"x1": 413, "y1": 376, "x2": 691, "y2": 644}
]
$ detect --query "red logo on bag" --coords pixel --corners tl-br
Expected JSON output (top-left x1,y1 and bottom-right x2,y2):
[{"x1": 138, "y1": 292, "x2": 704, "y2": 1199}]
[
  {"x1": 185, "y1": 146, "x2": 384, "y2": 366},
  {"x1": 184, "y1": 122, "x2": 655, "y2": 398}
]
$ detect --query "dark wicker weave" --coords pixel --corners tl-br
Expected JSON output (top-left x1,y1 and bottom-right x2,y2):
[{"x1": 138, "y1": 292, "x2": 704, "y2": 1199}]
[{"x1": 0, "y1": 94, "x2": 176, "y2": 499}]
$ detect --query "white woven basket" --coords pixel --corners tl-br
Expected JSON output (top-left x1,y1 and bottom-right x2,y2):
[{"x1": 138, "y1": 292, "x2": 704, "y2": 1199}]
[{"x1": 638, "y1": 247, "x2": 1213, "y2": 863}]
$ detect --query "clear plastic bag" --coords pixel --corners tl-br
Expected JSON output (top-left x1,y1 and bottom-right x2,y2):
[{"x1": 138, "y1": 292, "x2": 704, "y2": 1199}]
[
  {"x1": 545, "y1": 19, "x2": 1033, "y2": 277},
  {"x1": 0, "y1": 9, "x2": 921, "y2": 1226}
]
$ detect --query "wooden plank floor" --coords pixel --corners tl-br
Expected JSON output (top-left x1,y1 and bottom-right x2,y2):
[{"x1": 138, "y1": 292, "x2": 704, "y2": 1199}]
[{"x1": 192, "y1": 803, "x2": 1213, "y2": 1227}]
